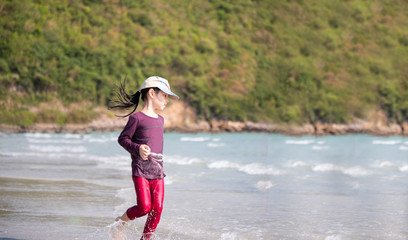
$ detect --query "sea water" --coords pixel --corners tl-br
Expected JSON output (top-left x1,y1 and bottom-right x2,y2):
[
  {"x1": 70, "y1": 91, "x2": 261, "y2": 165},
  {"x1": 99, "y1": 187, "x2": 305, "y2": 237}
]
[{"x1": 0, "y1": 132, "x2": 407, "y2": 240}]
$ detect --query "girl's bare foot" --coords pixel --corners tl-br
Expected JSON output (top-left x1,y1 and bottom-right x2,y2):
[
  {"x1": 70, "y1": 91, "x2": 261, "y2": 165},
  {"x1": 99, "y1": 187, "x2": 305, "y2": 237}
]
[
  {"x1": 108, "y1": 219, "x2": 126, "y2": 240},
  {"x1": 116, "y1": 212, "x2": 130, "y2": 223},
  {"x1": 109, "y1": 212, "x2": 130, "y2": 240}
]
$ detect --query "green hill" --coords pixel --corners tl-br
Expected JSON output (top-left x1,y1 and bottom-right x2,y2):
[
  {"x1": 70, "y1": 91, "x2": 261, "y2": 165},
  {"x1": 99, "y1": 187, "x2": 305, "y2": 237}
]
[{"x1": 1, "y1": 0, "x2": 407, "y2": 126}]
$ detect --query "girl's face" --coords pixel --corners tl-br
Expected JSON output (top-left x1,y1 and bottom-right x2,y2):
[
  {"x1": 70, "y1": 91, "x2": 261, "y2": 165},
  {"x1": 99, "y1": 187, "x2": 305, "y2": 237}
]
[{"x1": 152, "y1": 90, "x2": 169, "y2": 111}]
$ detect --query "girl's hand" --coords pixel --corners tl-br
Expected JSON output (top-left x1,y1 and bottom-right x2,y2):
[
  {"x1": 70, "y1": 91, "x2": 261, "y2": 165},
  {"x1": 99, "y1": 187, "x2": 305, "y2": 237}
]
[{"x1": 139, "y1": 144, "x2": 151, "y2": 160}]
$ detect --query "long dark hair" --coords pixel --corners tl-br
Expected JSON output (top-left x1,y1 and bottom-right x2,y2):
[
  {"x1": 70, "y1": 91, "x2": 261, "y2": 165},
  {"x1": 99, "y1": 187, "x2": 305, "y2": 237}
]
[{"x1": 109, "y1": 77, "x2": 159, "y2": 118}]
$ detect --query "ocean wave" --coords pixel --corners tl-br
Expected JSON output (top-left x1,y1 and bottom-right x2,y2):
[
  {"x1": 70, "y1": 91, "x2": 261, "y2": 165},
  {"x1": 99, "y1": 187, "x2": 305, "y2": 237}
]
[
  {"x1": 399, "y1": 146, "x2": 408, "y2": 151},
  {"x1": 29, "y1": 144, "x2": 87, "y2": 153},
  {"x1": 208, "y1": 160, "x2": 240, "y2": 169},
  {"x1": 208, "y1": 161, "x2": 285, "y2": 176},
  {"x1": 255, "y1": 180, "x2": 275, "y2": 191},
  {"x1": 180, "y1": 137, "x2": 210, "y2": 142},
  {"x1": 25, "y1": 133, "x2": 52, "y2": 138},
  {"x1": 312, "y1": 163, "x2": 344, "y2": 172},
  {"x1": 28, "y1": 138, "x2": 83, "y2": 144},
  {"x1": 166, "y1": 156, "x2": 202, "y2": 165},
  {"x1": 372, "y1": 140, "x2": 402, "y2": 145},
  {"x1": 25, "y1": 133, "x2": 83, "y2": 139},
  {"x1": 90, "y1": 155, "x2": 129, "y2": 162},
  {"x1": 288, "y1": 161, "x2": 310, "y2": 168},
  {"x1": 114, "y1": 187, "x2": 134, "y2": 215},
  {"x1": 0, "y1": 174, "x2": 89, "y2": 184},
  {"x1": 207, "y1": 142, "x2": 225, "y2": 148},
  {"x1": 285, "y1": 139, "x2": 315, "y2": 145},
  {"x1": 1, "y1": 151, "x2": 122, "y2": 163},
  {"x1": 62, "y1": 133, "x2": 83, "y2": 139},
  {"x1": 84, "y1": 154, "x2": 129, "y2": 171},
  {"x1": 312, "y1": 163, "x2": 373, "y2": 177},
  {"x1": 343, "y1": 166, "x2": 373, "y2": 177},
  {"x1": 312, "y1": 145, "x2": 330, "y2": 150},
  {"x1": 399, "y1": 165, "x2": 408, "y2": 172},
  {"x1": 3, "y1": 150, "x2": 130, "y2": 171},
  {"x1": 240, "y1": 163, "x2": 285, "y2": 175},
  {"x1": 84, "y1": 135, "x2": 117, "y2": 143},
  {"x1": 374, "y1": 161, "x2": 399, "y2": 169},
  {"x1": 95, "y1": 160, "x2": 129, "y2": 171},
  {"x1": 1, "y1": 151, "x2": 71, "y2": 158}
]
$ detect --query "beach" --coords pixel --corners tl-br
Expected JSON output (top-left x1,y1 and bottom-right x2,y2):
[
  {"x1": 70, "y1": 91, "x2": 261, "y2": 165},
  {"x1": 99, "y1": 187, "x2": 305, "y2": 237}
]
[{"x1": 0, "y1": 132, "x2": 407, "y2": 239}]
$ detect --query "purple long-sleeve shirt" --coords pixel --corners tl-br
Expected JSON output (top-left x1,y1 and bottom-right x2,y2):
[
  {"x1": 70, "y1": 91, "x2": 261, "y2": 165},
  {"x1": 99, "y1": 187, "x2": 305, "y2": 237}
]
[{"x1": 118, "y1": 111, "x2": 165, "y2": 179}]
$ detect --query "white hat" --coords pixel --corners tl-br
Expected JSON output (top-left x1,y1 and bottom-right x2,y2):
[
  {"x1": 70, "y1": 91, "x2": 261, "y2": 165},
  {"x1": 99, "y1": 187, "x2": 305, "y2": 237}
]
[{"x1": 140, "y1": 76, "x2": 179, "y2": 100}]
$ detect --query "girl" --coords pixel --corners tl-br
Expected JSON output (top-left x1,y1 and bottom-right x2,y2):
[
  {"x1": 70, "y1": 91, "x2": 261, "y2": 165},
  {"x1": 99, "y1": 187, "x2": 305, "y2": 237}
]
[{"x1": 110, "y1": 76, "x2": 179, "y2": 240}]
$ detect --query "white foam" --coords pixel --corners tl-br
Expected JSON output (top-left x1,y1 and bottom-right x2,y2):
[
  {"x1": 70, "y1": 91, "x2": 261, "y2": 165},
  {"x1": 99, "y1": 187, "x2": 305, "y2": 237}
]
[
  {"x1": 239, "y1": 163, "x2": 285, "y2": 175},
  {"x1": 208, "y1": 161, "x2": 285, "y2": 176},
  {"x1": 107, "y1": 220, "x2": 142, "y2": 240},
  {"x1": 166, "y1": 156, "x2": 202, "y2": 165},
  {"x1": 86, "y1": 154, "x2": 129, "y2": 172},
  {"x1": 219, "y1": 232, "x2": 238, "y2": 240},
  {"x1": 25, "y1": 133, "x2": 52, "y2": 138},
  {"x1": 372, "y1": 140, "x2": 401, "y2": 145},
  {"x1": 1, "y1": 151, "x2": 74, "y2": 158},
  {"x1": 288, "y1": 161, "x2": 310, "y2": 168},
  {"x1": 207, "y1": 142, "x2": 225, "y2": 148},
  {"x1": 325, "y1": 234, "x2": 342, "y2": 240},
  {"x1": 285, "y1": 139, "x2": 315, "y2": 144},
  {"x1": 28, "y1": 138, "x2": 83, "y2": 144},
  {"x1": 0, "y1": 174, "x2": 90, "y2": 184},
  {"x1": 375, "y1": 161, "x2": 399, "y2": 169},
  {"x1": 62, "y1": 133, "x2": 83, "y2": 139},
  {"x1": 312, "y1": 163, "x2": 344, "y2": 173},
  {"x1": 29, "y1": 144, "x2": 87, "y2": 153},
  {"x1": 343, "y1": 166, "x2": 372, "y2": 177},
  {"x1": 84, "y1": 154, "x2": 128, "y2": 162},
  {"x1": 312, "y1": 145, "x2": 330, "y2": 150},
  {"x1": 208, "y1": 161, "x2": 240, "y2": 169},
  {"x1": 84, "y1": 136, "x2": 117, "y2": 143},
  {"x1": 313, "y1": 163, "x2": 372, "y2": 177},
  {"x1": 114, "y1": 187, "x2": 134, "y2": 215},
  {"x1": 180, "y1": 137, "x2": 210, "y2": 142},
  {"x1": 107, "y1": 220, "x2": 127, "y2": 240},
  {"x1": 255, "y1": 180, "x2": 275, "y2": 191},
  {"x1": 399, "y1": 165, "x2": 408, "y2": 172},
  {"x1": 398, "y1": 146, "x2": 408, "y2": 151}
]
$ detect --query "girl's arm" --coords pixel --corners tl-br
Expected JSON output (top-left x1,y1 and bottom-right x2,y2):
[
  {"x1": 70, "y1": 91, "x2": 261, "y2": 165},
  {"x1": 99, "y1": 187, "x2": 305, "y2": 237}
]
[{"x1": 118, "y1": 115, "x2": 141, "y2": 156}]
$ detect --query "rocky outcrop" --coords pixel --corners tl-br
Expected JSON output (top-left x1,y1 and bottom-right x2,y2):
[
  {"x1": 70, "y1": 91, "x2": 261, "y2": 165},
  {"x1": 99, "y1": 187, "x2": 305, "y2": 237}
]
[{"x1": 0, "y1": 102, "x2": 406, "y2": 136}]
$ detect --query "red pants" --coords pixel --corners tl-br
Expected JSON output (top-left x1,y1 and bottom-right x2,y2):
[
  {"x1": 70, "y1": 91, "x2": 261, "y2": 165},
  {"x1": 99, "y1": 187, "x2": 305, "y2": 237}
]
[{"x1": 126, "y1": 176, "x2": 164, "y2": 236}]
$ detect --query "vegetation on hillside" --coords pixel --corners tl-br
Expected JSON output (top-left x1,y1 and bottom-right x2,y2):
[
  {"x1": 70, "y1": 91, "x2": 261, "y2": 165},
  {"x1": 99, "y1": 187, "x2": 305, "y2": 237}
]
[{"x1": 0, "y1": 0, "x2": 407, "y2": 126}]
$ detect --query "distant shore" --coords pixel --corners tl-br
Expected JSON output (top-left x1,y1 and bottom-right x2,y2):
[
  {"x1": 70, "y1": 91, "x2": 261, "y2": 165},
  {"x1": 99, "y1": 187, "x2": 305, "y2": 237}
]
[
  {"x1": 0, "y1": 118, "x2": 406, "y2": 136},
  {"x1": 1, "y1": 102, "x2": 407, "y2": 136}
]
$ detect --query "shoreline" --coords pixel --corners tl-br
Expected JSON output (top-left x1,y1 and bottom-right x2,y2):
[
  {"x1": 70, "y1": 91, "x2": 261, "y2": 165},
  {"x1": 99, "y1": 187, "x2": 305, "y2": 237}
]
[
  {"x1": 0, "y1": 119, "x2": 407, "y2": 136},
  {"x1": 2, "y1": 102, "x2": 406, "y2": 136}
]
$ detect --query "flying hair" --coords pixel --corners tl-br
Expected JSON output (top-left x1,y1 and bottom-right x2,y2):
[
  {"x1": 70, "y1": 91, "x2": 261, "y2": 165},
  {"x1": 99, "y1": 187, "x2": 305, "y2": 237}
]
[{"x1": 109, "y1": 76, "x2": 159, "y2": 118}]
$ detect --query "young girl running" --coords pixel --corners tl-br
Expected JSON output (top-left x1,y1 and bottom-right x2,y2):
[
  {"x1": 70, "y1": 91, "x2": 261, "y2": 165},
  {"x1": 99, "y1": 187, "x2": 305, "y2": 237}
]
[{"x1": 110, "y1": 76, "x2": 179, "y2": 240}]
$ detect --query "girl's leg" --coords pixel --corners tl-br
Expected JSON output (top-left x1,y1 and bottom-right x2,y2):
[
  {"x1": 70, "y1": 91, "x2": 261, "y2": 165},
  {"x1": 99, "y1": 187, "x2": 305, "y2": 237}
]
[
  {"x1": 126, "y1": 176, "x2": 152, "y2": 220},
  {"x1": 142, "y1": 178, "x2": 164, "y2": 238}
]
